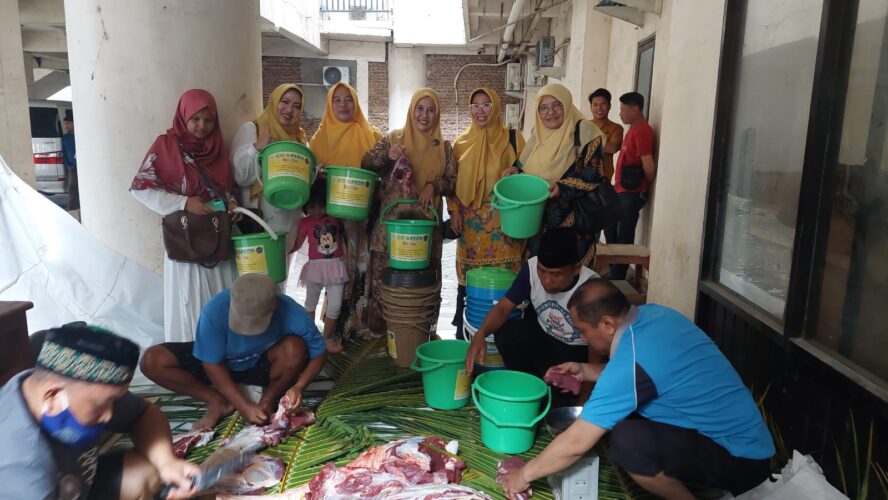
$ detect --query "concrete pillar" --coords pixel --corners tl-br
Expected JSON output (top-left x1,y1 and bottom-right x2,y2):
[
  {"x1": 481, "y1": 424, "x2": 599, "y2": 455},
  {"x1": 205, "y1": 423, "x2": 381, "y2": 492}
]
[
  {"x1": 646, "y1": 0, "x2": 726, "y2": 317},
  {"x1": 0, "y1": 1, "x2": 35, "y2": 186},
  {"x1": 356, "y1": 58, "x2": 370, "y2": 116},
  {"x1": 563, "y1": 0, "x2": 611, "y2": 103},
  {"x1": 64, "y1": 0, "x2": 263, "y2": 274},
  {"x1": 388, "y1": 45, "x2": 426, "y2": 130}
]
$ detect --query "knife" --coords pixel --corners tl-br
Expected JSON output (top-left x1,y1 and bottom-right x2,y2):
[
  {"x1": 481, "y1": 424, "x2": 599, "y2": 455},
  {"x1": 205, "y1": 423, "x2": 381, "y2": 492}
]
[{"x1": 158, "y1": 448, "x2": 257, "y2": 499}]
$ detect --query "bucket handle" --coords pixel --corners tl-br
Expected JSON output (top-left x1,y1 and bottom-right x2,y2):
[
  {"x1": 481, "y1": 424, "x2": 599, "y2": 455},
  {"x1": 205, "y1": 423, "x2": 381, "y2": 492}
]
[
  {"x1": 471, "y1": 384, "x2": 552, "y2": 429},
  {"x1": 410, "y1": 356, "x2": 443, "y2": 373},
  {"x1": 489, "y1": 195, "x2": 518, "y2": 211},
  {"x1": 381, "y1": 199, "x2": 440, "y2": 224},
  {"x1": 233, "y1": 207, "x2": 279, "y2": 241}
]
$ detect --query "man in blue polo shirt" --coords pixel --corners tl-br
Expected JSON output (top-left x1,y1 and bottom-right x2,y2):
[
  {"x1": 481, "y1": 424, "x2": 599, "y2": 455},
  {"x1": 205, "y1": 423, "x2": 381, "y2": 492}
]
[
  {"x1": 500, "y1": 279, "x2": 774, "y2": 499},
  {"x1": 141, "y1": 274, "x2": 326, "y2": 429}
]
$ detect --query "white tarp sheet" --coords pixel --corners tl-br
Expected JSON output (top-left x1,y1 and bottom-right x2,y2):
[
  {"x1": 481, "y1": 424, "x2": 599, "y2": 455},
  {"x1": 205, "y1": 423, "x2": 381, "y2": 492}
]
[{"x1": 0, "y1": 156, "x2": 163, "y2": 348}]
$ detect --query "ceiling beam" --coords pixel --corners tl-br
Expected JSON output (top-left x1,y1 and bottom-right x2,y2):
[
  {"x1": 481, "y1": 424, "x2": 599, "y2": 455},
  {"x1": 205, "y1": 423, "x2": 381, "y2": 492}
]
[
  {"x1": 21, "y1": 30, "x2": 67, "y2": 53},
  {"x1": 18, "y1": 0, "x2": 65, "y2": 26}
]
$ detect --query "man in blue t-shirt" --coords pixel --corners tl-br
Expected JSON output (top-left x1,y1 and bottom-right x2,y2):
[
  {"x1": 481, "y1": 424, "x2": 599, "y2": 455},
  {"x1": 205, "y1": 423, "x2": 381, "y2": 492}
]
[
  {"x1": 142, "y1": 274, "x2": 326, "y2": 429},
  {"x1": 500, "y1": 279, "x2": 774, "y2": 499}
]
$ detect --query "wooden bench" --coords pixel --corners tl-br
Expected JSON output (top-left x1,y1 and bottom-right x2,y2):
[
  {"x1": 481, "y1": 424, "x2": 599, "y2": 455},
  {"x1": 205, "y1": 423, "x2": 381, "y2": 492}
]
[{"x1": 594, "y1": 243, "x2": 651, "y2": 290}]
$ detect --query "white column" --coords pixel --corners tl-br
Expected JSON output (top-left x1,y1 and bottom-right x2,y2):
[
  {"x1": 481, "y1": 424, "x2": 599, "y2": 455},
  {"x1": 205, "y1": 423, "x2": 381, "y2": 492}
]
[
  {"x1": 356, "y1": 58, "x2": 370, "y2": 115},
  {"x1": 563, "y1": 0, "x2": 611, "y2": 104},
  {"x1": 388, "y1": 45, "x2": 426, "y2": 130},
  {"x1": 0, "y1": 1, "x2": 35, "y2": 186},
  {"x1": 64, "y1": 0, "x2": 263, "y2": 274},
  {"x1": 646, "y1": 0, "x2": 726, "y2": 317}
]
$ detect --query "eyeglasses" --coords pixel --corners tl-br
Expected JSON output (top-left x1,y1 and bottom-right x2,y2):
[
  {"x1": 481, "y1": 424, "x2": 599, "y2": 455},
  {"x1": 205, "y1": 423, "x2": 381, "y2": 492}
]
[
  {"x1": 469, "y1": 103, "x2": 493, "y2": 111},
  {"x1": 538, "y1": 102, "x2": 564, "y2": 115}
]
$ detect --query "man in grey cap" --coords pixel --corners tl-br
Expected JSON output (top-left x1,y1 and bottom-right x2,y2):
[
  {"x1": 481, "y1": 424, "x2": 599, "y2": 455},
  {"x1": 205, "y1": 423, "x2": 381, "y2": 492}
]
[
  {"x1": 141, "y1": 273, "x2": 327, "y2": 429},
  {"x1": 0, "y1": 324, "x2": 198, "y2": 500}
]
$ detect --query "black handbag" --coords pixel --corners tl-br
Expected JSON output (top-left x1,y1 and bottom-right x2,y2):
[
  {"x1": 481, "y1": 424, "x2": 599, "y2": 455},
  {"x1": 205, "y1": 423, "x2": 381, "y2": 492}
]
[
  {"x1": 567, "y1": 121, "x2": 623, "y2": 233},
  {"x1": 161, "y1": 167, "x2": 232, "y2": 266},
  {"x1": 620, "y1": 164, "x2": 645, "y2": 190}
]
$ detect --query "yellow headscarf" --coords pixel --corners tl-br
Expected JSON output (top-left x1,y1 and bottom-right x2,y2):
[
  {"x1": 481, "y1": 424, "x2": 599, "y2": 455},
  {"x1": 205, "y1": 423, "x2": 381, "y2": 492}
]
[
  {"x1": 251, "y1": 84, "x2": 307, "y2": 201},
  {"x1": 453, "y1": 88, "x2": 525, "y2": 208},
  {"x1": 389, "y1": 88, "x2": 446, "y2": 192},
  {"x1": 520, "y1": 83, "x2": 604, "y2": 183},
  {"x1": 309, "y1": 83, "x2": 382, "y2": 167},
  {"x1": 255, "y1": 83, "x2": 307, "y2": 144}
]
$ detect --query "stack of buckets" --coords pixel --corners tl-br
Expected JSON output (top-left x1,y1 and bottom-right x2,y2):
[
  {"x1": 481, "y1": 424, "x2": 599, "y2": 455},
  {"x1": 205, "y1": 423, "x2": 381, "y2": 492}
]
[
  {"x1": 380, "y1": 199, "x2": 440, "y2": 368},
  {"x1": 464, "y1": 267, "x2": 520, "y2": 372}
]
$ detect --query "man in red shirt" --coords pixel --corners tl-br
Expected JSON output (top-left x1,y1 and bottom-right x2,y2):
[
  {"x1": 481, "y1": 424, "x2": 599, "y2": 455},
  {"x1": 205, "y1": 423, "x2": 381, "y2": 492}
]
[{"x1": 605, "y1": 92, "x2": 657, "y2": 280}]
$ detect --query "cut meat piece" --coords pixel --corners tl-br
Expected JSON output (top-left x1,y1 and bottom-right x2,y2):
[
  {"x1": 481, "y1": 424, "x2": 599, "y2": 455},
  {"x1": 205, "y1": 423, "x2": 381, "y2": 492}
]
[
  {"x1": 346, "y1": 436, "x2": 465, "y2": 485},
  {"x1": 544, "y1": 368, "x2": 583, "y2": 395},
  {"x1": 208, "y1": 454, "x2": 286, "y2": 495},
  {"x1": 172, "y1": 428, "x2": 215, "y2": 458},
  {"x1": 219, "y1": 435, "x2": 490, "y2": 500},
  {"x1": 497, "y1": 457, "x2": 532, "y2": 500},
  {"x1": 200, "y1": 402, "x2": 315, "y2": 485}
]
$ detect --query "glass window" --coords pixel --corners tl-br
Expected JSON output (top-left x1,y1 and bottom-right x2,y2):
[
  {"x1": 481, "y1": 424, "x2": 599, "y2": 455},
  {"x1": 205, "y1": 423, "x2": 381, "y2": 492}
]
[
  {"x1": 811, "y1": 0, "x2": 888, "y2": 381},
  {"x1": 715, "y1": 0, "x2": 824, "y2": 318},
  {"x1": 635, "y1": 38, "x2": 655, "y2": 117}
]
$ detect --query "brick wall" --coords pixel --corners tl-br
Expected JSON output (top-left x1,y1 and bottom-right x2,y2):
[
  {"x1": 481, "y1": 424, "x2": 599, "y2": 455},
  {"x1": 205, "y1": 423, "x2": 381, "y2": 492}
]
[
  {"x1": 367, "y1": 61, "x2": 389, "y2": 132},
  {"x1": 261, "y1": 56, "x2": 322, "y2": 139},
  {"x1": 425, "y1": 54, "x2": 519, "y2": 141},
  {"x1": 262, "y1": 56, "x2": 301, "y2": 104}
]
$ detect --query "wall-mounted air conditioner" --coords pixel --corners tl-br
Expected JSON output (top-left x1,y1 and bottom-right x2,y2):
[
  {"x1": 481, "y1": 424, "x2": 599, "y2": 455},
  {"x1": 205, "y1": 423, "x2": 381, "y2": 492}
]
[
  {"x1": 505, "y1": 103, "x2": 521, "y2": 129},
  {"x1": 323, "y1": 66, "x2": 350, "y2": 87},
  {"x1": 525, "y1": 60, "x2": 545, "y2": 88},
  {"x1": 506, "y1": 63, "x2": 523, "y2": 91}
]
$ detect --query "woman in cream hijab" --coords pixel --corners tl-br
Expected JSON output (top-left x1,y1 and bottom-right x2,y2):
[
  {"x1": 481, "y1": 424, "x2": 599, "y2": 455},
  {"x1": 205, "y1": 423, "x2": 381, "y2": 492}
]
[
  {"x1": 230, "y1": 83, "x2": 308, "y2": 252},
  {"x1": 518, "y1": 83, "x2": 608, "y2": 266},
  {"x1": 360, "y1": 88, "x2": 457, "y2": 337},
  {"x1": 449, "y1": 88, "x2": 526, "y2": 339},
  {"x1": 309, "y1": 83, "x2": 382, "y2": 340}
]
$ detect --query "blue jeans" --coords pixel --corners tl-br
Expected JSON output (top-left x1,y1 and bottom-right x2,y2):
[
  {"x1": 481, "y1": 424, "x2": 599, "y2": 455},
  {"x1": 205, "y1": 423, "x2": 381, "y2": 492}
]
[{"x1": 603, "y1": 191, "x2": 647, "y2": 279}]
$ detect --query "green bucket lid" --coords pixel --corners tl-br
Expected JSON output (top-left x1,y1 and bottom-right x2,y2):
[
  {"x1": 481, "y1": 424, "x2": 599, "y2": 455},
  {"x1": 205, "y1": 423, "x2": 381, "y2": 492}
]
[{"x1": 467, "y1": 267, "x2": 518, "y2": 290}]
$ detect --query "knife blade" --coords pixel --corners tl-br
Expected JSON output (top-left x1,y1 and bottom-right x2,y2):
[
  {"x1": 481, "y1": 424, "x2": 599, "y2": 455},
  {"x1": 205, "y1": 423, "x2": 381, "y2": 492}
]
[{"x1": 157, "y1": 448, "x2": 257, "y2": 499}]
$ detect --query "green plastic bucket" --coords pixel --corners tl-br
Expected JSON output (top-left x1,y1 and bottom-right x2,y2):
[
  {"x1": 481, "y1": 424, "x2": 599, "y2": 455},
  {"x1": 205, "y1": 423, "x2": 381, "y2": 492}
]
[
  {"x1": 411, "y1": 340, "x2": 471, "y2": 410},
  {"x1": 325, "y1": 166, "x2": 377, "y2": 221},
  {"x1": 472, "y1": 370, "x2": 552, "y2": 453},
  {"x1": 381, "y1": 199, "x2": 439, "y2": 271},
  {"x1": 231, "y1": 208, "x2": 287, "y2": 283},
  {"x1": 467, "y1": 267, "x2": 518, "y2": 290},
  {"x1": 491, "y1": 174, "x2": 549, "y2": 239},
  {"x1": 259, "y1": 141, "x2": 316, "y2": 209}
]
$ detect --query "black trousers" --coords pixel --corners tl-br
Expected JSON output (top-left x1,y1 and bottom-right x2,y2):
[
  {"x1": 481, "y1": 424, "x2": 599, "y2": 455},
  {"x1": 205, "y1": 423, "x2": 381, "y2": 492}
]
[
  {"x1": 451, "y1": 285, "x2": 466, "y2": 341},
  {"x1": 609, "y1": 417, "x2": 772, "y2": 496},
  {"x1": 493, "y1": 316, "x2": 588, "y2": 380},
  {"x1": 604, "y1": 191, "x2": 647, "y2": 279}
]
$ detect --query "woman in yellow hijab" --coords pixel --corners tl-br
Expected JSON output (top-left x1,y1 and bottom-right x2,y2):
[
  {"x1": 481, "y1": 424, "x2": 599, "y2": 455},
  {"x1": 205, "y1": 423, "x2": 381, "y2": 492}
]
[
  {"x1": 230, "y1": 83, "x2": 307, "y2": 252},
  {"x1": 448, "y1": 88, "x2": 526, "y2": 339},
  {"x1": 360, "y1": 88, "x2": 457, "y2": 336},
  {"x1": 517, "y1": 83, "x2": 609, "y2": 266},
  {"x1": 308, "y1": 83, "x2": 382, "y2": 340}
]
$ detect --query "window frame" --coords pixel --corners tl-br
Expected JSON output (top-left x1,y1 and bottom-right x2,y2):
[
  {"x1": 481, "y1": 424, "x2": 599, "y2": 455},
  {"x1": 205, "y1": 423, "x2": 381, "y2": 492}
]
[
  {"x1": 699, "y1": 0, "x2": 888, "y2": 395},
  {"x1": 634, "y1": 34, "x2": 656, "y2": 117}
]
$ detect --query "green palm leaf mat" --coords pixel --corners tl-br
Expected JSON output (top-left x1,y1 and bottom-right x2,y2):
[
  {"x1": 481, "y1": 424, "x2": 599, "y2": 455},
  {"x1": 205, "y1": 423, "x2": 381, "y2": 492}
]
[{"x1": 152, "y1": 337, "x2": 659, "y2": 499}]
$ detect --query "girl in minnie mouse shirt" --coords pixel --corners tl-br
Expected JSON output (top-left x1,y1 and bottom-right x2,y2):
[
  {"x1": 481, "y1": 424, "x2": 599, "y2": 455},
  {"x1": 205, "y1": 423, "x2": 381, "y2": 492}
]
[{"x1": 292, "y1": 180, "x2": 348, "y2": 353}]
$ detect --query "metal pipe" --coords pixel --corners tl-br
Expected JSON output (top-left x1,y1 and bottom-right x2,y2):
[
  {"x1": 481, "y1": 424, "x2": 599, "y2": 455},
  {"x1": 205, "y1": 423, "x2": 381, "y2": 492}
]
[
  {"x1": 497, "y1": 0, "x2": 527, "y2": 62},
  {"x1": 466, "y1": 0, "x2": 571, "y2": 44},
  {"x1": 452, "y1": 60, "x2": 512, "y2": 131}
]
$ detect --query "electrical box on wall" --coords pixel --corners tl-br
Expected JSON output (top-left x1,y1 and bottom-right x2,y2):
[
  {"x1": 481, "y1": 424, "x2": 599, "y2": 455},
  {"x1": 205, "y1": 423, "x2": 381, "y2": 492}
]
[
  {"x1": 536, "y1": 36, "x2": 556, "y2": 67},
  {"x1": 525, "y1": 60, "x2": 545, "y2": 88},
  {"x1": 505, "y1": 103, "x2": 521, "y2": 129},
  {"x1": 322, "y1": 66, "x2": 350, "y2": 87},
  {"x1": 505, "y1": 63, "x2": 523, "y2": 91}
]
